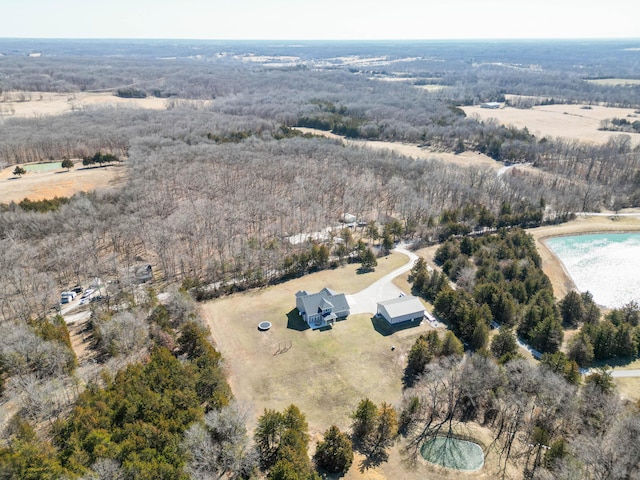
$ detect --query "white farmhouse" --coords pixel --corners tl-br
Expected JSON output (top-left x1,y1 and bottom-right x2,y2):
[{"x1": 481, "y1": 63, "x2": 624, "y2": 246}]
[{"x1": 295, "y1": 287, "x2": 350, "y2": 329}]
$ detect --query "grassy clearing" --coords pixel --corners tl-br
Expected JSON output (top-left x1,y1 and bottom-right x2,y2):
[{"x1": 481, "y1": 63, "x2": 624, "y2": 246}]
[
  {"x1": 24, "y1": 162, "x2": 62, "y2": 172},
  {"x1": 0, "y1": 161, "x2": 126, "y2": 203},
  {"x1": 586, "y1": 78, "x2": 640, "y2": 86},
  {"x1": 613, "y1": 378, "x2": 640, "y2": 403},
  {"x1": 202, "y1": 253, "x2": 431, "y2": 434}
]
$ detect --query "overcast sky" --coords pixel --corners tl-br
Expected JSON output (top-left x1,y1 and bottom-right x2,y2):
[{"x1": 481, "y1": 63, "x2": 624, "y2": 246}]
[{"x1": 1, "y1": 0, "x2": 638, "y2": 40}]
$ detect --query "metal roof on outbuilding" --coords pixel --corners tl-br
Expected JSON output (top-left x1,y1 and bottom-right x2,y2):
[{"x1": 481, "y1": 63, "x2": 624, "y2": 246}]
[{"x1": 377, "y1": 295, "x2": 425, "y2": 319}]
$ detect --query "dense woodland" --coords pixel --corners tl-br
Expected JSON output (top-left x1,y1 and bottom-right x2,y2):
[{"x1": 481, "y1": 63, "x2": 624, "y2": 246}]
[
  {"x1": 1, "y1": 39, "x2": 640, "y2": 479},
  {"x1": 405, "y1": 229, "x2": 640, "y2": 479}
]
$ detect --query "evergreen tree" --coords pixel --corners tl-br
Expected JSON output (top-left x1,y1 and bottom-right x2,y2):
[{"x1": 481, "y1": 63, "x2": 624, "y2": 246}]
[
  {"x1": 440, "y1": 331, "x2": 464, "y2": 356},
  {"x1": 559, "y1": 290, "x2": 584, "y2": 327},
  {"x1": 0, "y1": 416, "x2": 66, "y2": 479},
  {"x1": 491, "y1": 327, "x2": 518, "y2": 360},
  {"x1": 359, "y1": 246, "x2": 378, "y2": 271},
  {"x1": 373, "y1": 403, "x2": 398, "y2": 454},
  {"x1": 314, "y1": 426, "x2": 353, "y2": 474},
  {"x1": 567, "y1": 334, "x2": 594, "y2": 367},
  {"x1": 256, "y1": 405, "x2": 314, "y2": 478},
  {"x1": 61, "y1": 157, "x2": 74, "y2": 171},
  {"x1": 351, "y1": 398, "x2": 378, "y2": 443},
  {"x1": 406, "y1": 331, "x2": 441, "y2": 378}
]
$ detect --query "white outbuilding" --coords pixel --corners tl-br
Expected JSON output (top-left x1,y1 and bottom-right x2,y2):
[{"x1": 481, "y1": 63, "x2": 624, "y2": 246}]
[
  {"x1": 480, "y1": 102, "x2": 501, "y2": 109},
  {"x1": 376, "y1": 295, "x2": 426, "y2": 325}
]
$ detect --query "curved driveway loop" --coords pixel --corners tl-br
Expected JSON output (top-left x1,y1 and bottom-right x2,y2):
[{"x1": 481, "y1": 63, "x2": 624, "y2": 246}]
[{"x1": 346, "y1": 246, "x2": 418, "y2": 315}]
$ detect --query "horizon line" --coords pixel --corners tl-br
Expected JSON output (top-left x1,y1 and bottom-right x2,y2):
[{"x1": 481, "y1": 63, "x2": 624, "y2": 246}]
[{"x1": 1, "y1": 37, "x2": 640, "y2": 42}]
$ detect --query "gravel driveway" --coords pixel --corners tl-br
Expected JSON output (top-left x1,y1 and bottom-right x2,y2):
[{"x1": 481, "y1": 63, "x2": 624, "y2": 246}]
[{"x1": 346, "y1": 246, "x2": 418, "y2": 315}]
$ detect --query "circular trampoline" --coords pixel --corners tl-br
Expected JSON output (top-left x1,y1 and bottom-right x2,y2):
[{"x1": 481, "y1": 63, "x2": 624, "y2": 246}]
[{"x1": 258, "y1": 321, "x2": 272, "y2": 331}]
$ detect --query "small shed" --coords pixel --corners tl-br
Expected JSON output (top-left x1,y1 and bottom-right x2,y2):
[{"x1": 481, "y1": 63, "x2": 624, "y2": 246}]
[
  {"x1": 377, "y1": 295, "x2": 426, "y2": 325},
  {"x1": 342, "y1": 213, "x2": 357, "y2": 224},
  {"x1": 481, "y1": 102, "x2": 501, "y2": 109}
]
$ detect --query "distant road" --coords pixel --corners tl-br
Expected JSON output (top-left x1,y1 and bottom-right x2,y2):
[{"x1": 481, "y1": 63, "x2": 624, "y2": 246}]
[
  {"x1": 578, "y1": 212, "x2": 640, "y2": 217},
  {"x1": 610, "y1": 369, "x2": 640, "y2": 378}
]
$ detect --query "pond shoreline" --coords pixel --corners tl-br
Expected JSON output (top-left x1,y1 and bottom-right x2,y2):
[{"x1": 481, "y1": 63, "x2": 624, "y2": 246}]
[{"x1": 529, "y1": 215, "x2": 640, "y2": 301}]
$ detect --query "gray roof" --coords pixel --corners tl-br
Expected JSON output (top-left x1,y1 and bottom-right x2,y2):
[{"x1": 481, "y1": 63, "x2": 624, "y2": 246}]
[
  {"x1": 298, "y1": 289, "x2": 350, "y2": 316},
  {"x1": 377, "y1": 295, "x2": 425, "y2": 319},
  {"x1": 319, "y1": 297, "x2": 334, "y2": 310}
]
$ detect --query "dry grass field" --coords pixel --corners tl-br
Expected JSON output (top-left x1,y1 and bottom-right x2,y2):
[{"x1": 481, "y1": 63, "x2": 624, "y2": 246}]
[
  {"x1": 0, "y1": 161, "x2": 127, "y2": 203},
  {"x1": 461, "y1": 103, "x2": 640, "y2": 146},
  {"x1": 294, "y1": 127, "x2": 502, "y2": 170},
  {"x1": 0, "y1": 91, "x2": 168, "y2": 118},
  {"x1": 202, "y1": 253, "x2": 412, "y2": 431},
  {"x1": 586, "y1": 78, "x2": 640, "y2": 86}
]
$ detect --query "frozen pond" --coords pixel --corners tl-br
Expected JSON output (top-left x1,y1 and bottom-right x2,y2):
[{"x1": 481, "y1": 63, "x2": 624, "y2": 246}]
[
  {"x1": 545, "y1": 233, "x2": 640, "y2": 308},
  {"x1": 421, "y1": 436, "x2": 484, "y2": 471}
]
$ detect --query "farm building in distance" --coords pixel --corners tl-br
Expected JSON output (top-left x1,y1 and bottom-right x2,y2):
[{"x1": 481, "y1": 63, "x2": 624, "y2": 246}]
[
  {"x1": 481, "y1": 102, "x2": 501, "y2": 109},
  {"x1": 295, "y1": 287, "x2": 350, "y2": 329},
  {"x1": 376, "y1": 295, "x2": 426, "y2": 325}
]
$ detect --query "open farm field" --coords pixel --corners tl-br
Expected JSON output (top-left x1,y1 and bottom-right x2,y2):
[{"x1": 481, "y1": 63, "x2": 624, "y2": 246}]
[
  {"x1": 586, "y1": 78, "x2": 640, "y2": 86},
  {"x1": 462, "y1": 103, "x2": 640, "y2": 145},
  {"x1": 0, "y1": 161, "x2": 126, "y2": 203},
  {"x1": 0, "y1": 91, "x2": 168, "y2": 118},
  {"x1": 294, "y1": 127, "x2": 502, "y2": 170}
]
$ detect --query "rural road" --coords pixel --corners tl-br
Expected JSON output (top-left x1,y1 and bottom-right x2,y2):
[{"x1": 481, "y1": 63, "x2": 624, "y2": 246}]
[
  {"x1": 346, "y1": 245, "x2": 418, "y2": 315},
  {"x1": 610, "y1": 369, "x2": 640, "y2": 378},
  {"x1": 578, "y1": 212, "x2": 640, "y2": 217}
]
